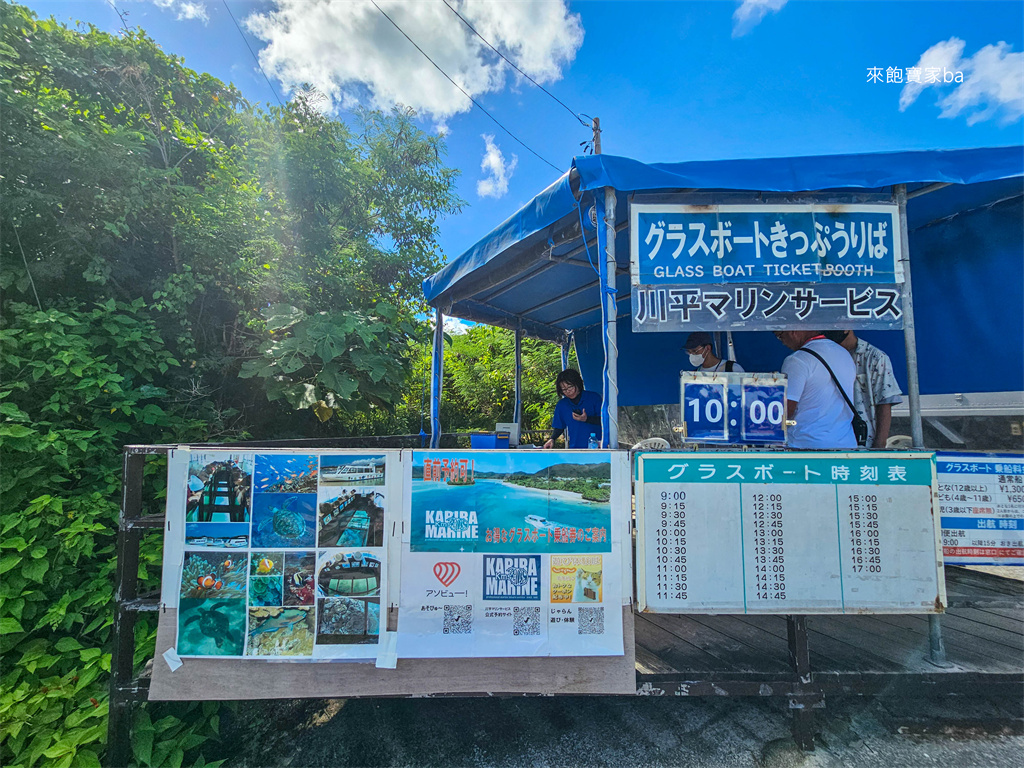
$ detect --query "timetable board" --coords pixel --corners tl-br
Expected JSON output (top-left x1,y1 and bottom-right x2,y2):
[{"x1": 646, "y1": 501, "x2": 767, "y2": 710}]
[{"x1": 635, "y1": 452, "x2": 945, "y2": 614}]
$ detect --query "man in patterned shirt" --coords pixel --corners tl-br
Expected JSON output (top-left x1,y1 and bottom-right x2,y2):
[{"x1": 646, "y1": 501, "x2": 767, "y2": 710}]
[{"x1": 834, "y1": 331, "x2": 903, "y2": 449}]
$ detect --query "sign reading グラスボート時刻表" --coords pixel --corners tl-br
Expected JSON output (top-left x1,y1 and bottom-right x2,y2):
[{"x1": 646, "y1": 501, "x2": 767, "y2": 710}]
[
  {"x1": 630, "y1": 204, "x2": 904, "y2": 332},
  {"x1": 634, "y1": 452, "x2": 944, "y2": 614}
]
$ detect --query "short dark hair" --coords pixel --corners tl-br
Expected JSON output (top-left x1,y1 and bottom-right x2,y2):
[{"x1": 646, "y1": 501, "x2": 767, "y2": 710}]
[
  {"x1": 822, "y1": 330, "x2": 849, "y2": 343},
  {"x1": 555, "y1": 368, "x2": 585, "y2": 396}
]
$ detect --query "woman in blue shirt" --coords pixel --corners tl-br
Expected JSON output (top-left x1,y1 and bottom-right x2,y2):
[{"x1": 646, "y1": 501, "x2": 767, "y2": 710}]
[{"x1": 542, "y1": 369, "x2": 602, "y2": 449}]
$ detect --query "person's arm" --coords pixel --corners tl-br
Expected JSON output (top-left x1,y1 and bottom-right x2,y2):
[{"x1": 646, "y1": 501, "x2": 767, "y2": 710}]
[
  {"x1": 787, "y1": 400, "x2": 798, "y2": 420},
  {"x1": 872, "y1": 403, "x2": 892, "y2": 449},
  {"x1": 543, "y1": 427, "x2": 565, "y2": 449}
]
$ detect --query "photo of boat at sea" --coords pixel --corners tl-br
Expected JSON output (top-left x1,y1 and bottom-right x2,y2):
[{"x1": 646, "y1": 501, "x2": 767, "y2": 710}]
[
  {"x1": 319, "y1": 454, "x2": 386, "y2": 486},
  {"x1": 410, "y1": 451, "x2": 613, "y2": 553}
]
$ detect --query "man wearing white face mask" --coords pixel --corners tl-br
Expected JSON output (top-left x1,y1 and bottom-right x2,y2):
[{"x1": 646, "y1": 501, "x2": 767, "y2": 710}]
[{"x1": 683, "y1": 332, "x2": 745, "y2": 373}]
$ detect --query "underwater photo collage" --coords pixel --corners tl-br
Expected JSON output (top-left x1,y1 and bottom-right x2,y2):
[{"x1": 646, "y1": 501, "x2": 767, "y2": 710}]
[{"x1": 176, "y1": 452, "x2": 388, "y2": 658}]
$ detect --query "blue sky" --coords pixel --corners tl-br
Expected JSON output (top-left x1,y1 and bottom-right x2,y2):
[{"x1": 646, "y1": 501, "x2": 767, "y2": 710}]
[{"x1": 25, "y1": 1, "x2": 1024, "y2": 268}]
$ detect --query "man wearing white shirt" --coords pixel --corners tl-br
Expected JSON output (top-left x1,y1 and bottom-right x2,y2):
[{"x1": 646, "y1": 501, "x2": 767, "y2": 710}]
[
  {"x1": 683, "y1": 331, "x2": 745, "y2": 373},
  {"x1": 776, "y1": 330, "x2": 856, "y2": 450}
]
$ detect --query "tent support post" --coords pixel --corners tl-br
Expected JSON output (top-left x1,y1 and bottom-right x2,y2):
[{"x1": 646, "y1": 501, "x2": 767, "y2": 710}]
[
  {"x1": 895, "y1": 184, "x2": 925, "y2": 450},
  {"x1": 896, "y1": 184, "x2": 950, "y2": 668},
  {"x1": 513, "y1": 328, "x2": 523, "y2": 428},
  {"x1": 430, "y1": 307, "x2": 444, "y2": 449},
  {"x1": 561, "y1": 337, "x2": 570, "y2": 371},
  {"x1": 596, "y1": 189, "x2": 619, "y2": 449}
]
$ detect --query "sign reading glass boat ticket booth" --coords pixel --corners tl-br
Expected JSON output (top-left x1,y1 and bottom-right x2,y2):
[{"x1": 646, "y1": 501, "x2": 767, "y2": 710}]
[{"x1": 635, "y1": 453, "x2": 946, "y2": 614}]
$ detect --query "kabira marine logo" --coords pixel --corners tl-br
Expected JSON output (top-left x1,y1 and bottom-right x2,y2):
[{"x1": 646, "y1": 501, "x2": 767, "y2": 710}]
[
  {"x1": 424, "y1": 510, "x2": 479, "y2": 540},
  {"x1": 483, "y1": 556, "x2": 540, "y2": 600}
]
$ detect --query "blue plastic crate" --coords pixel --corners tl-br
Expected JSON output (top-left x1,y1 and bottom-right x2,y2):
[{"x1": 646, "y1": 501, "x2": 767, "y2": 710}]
[{"x1": 470, "y1": 432, "x2": 510, "y2": 449}]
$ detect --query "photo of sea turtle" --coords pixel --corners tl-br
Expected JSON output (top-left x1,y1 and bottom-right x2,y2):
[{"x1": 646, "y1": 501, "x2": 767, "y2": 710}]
[
  {"x1": 177, "y1": 598, "x2": 246, "y2": 656},
  {"x1": 251, "y1": 494, "x2": 316, "y2": 548}
]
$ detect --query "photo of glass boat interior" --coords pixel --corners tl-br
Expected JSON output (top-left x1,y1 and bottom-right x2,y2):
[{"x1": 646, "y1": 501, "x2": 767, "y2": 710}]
[{"x1": 319, "y1": 552, "x2": 381, "y2": 597}]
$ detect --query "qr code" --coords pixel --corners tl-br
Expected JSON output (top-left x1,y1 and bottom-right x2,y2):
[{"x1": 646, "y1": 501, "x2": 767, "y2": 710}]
[
  {"x1": 513, "y1": 606, "x2": 541, "y2": 636},
  {"x1": 578, "y1": 606, "x2": 605, "y2": 635},
  {"x1": 443, "y1": 604, "x2": 473, "y2": 635}
]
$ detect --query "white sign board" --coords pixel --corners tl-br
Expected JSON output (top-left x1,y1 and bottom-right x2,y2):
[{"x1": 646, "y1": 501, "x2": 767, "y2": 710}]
[
  {"x1": 635, "y1": 452, "x2": 945, "y2": 614},
  {"x1": 936, "y1": 452, "x2": 1024, "y2": 566},
  {"x1": 396, "y1": 451, "x2": 631, "y2": 657}
]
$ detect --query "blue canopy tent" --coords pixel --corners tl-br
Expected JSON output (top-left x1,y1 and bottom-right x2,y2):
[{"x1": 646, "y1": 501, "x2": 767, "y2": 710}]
[{"x1": 423, "y1": 147, "x2": 1024, "y2": 448}]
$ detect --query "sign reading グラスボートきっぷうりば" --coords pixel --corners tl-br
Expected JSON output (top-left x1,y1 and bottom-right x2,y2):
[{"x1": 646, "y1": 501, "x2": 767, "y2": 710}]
[{"x1": 630, "y1": 204, "x2": 904, "y2": 332}]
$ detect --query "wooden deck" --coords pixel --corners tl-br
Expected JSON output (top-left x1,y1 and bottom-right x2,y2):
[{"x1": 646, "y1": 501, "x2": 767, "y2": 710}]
[{"x1": 635, "y1": 566, "x2": 1024, "y2": 696}]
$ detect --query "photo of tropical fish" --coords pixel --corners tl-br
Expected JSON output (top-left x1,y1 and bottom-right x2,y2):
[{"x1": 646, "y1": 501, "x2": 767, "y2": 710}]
[
  {"x1": 319, "y1": 455, "x2": 386, "y2": 486},
  {"x1": 316, "y1": 597, "x2": 380, "y2": 645},
  {"x1": 251, "y1": 493, "x2": 316, "y2": 549},
  {"x1": 180, "y1": 552, "x2": 246, "y2": 599},
  {"x1": 177, "y1": 598, "x2": 245, "y2": 656},
  {"x1": 317, "y1": 488, "x2": 385, "y2": 547},
  {"x1": 284, "y1": 551, "x2": 316, "y2": 606},
  {"x1": 186, "y1": 453, "x2": 252, "y2": 523},
  {"x1": 316, "y1": 551, "x2": 381, "y2": 599},
  {"x1": 249, "y1": 552, "x2": 283, "y2": 577},
  {"x1": 248, "y1": 576, "x2": 283, "y2": 607},
  {"x1": 245, "y1": 606, "x2": 315, "y2": 657},
  {"x1": 184, "y1": 522, "x2": 249, "y2": 549},
  {"x1": 410, "y1": 451, "x2": 612, "y2": 553},
  {"x1": 254, "y1": 454, "x2": 318, "y2": 494}
]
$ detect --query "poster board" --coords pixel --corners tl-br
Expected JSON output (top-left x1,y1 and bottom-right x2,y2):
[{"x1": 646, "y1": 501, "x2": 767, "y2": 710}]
[
  {"x1": 936, "y1": 452, "x2": 1024, "y2": 566},
  {"x1": 397, "y1": 450, "x2": 631, "y2": 658},
  {"x1": 634, "y1": 452, "x2": 945, "y2": 614},
  {"x1": 150, "y1": 448, "x2": 636, "y2": 700}
]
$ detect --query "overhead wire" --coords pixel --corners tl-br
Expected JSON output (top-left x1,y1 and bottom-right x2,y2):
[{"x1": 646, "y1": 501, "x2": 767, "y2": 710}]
[
  {"x1": 368, "y1": 0, "x2": 561, "y2": 173},
  {"x1": 439, "y1": 0, "x2": 591, "y2": 128},
  {"x1": 222, "y1": 0, "x2": 285, "y2": 107}
]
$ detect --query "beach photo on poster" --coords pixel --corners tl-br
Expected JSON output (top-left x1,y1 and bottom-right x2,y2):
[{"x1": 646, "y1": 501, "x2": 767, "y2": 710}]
[
  {"x1": 246, "y1": 606, "x2": 315, "y2": 656},
  {"x1": 248, "y1": 575, "x2": 283, "y2": 607},
  {"x1": 184, "y1": 522, "x2": 249, "y2": 549},
  {"x1": 319, "y1": 454, "x2": 386, "y2": 486},
  {"x1": 411, "y1": 451, "x2": 612, "y2": 553},
  {"x1": 284, "y1": 551, "x2": 316, "y2": 606},
  {"x1": 180, "y1": 552, "x2": 246, "y2": 599},
  {"x1": 316, "y1": 550, "x2": 381, "y2": 599},
  {"x1": 177, "y1": 598, "x2": 245, "y2": 656},
  {"x1": 251, "y1": 493, "x2": 316, "y2": 549},
  {"x1": 254, "y1": 454, "x2": 318, "y2": 494},
  {"x1": 317, "y1": 486, "x2": 385, "y2": 548},
  {"x1": 316, "y1": 597, "x2": 380, "y2": 644},
  {"x1": 185, "y1": 452, "x2": 252, "y2": 523},
  {"x1": 550, "y1": 555, "x2": 603, "y2": 603},
  {"x1": 249, "y1": 551, "x2": 283, "y2": 576}
]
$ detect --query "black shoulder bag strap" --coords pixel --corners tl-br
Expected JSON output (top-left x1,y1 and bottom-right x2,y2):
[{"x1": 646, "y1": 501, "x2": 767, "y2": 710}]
[{"x1": 797, "y1": 347, "x2": 868, "y2": 445}]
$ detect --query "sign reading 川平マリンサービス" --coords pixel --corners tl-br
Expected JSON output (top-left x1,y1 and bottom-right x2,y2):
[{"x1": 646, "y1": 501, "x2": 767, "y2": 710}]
[{"x1": 629, "y1": 203, "x2": 905, "y2": 332}]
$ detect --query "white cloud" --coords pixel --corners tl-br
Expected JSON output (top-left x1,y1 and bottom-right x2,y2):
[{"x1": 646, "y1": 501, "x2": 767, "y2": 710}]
[
  {"x1": 244, "y1": 0, "x2": 584, "y2": 119},
  {"x1": 732, "y1": 0, "x2": 788, "y2": 38},
  {"x1": 443, "y1": 317, "x2": 471, "y2": 336},
  {"x1": 476, "y1": 134, "x2": 517, "y2": 199},
  {"x1": 900, "y1": 38, "x2": 1024, "y2": 126},
  {"x1": 152, "y1": 0, "x2": 208, "y2": 23}
]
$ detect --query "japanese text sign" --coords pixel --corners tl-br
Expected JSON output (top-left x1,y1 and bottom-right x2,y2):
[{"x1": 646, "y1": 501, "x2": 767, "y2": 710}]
[
  {"x1": 634, "y1": 452, "x2": 944, "y2": 615},
  {"x1": 936, "y1": 452, "x2": 1024, "y2": 566},
  {"x1": 629, "y1": 203, "x2": 905, "y2": 332}
]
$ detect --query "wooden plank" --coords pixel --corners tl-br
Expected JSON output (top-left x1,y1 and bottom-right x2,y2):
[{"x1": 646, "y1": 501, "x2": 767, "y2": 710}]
[
  {"x1": 149, "y1": 606, "x2": 636, "y2": 700},
  {"x1": 802, "y1": 615, "x2": 933, "y2": 674},
  {"x1": 945, "y1": 567, "x2": 1024, "y2": 597},
  {"x1": 681, "y1": 615, "x2": 796, "y2": 671},
  {"x1": 971, "y1": 606, "x2": 1024, "y2": 623},
  {"x1": 641, "y1": 612, "x2": 791, "y2": 673},
  {"x1": 632, "y1": 614, "x2": 740, "y2": 672},
  {"x1": 633, "y1": 643, "x2": 680, "y2": 676},
  {"x1": 865, "y1": 613, "x2": 1022, "y2": 671},
  {"x1": 936, "y1": 610, "x2": 1024, "y2": 651}
]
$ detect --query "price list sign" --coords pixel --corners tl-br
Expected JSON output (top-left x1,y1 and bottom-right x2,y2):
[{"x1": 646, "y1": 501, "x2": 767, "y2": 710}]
[
  {"x1": 635, "y1": 452, "x2": 945, "y2": 614},
  {"x1": 936, "y1": 452, "x2": 1024, "y2": 566}
]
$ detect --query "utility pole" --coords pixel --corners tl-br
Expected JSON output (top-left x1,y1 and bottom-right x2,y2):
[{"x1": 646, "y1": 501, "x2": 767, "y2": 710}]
[{"x1": 592, "y1": 116, "x2": 601, "y2": 155}]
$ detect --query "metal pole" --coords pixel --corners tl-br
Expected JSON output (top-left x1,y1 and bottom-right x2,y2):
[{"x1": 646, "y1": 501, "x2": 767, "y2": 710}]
[
  {"x1": 430, "y1": 308, "x2": 444, "y2": 449},
  {"x1": 592, "y1": 116, "x2": 601, "y2": 154},
  {"x1": 603, "y1": 188, "x2": 619, "y2": 449},
  {"x1": 561, "y1": 337, "x2": 570, "y2": 371},
  {"x1": 894, "y1": 184, "x2": 925, "y2": 449},
  {"x1": 513, "y1": 328, "x2": 523, "y2": 428}
]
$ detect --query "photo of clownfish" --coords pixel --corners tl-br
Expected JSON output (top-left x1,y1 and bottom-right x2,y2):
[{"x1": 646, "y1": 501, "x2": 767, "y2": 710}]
[{"x1": 179, "y1": 552, "x2": 246, "y2": 599}]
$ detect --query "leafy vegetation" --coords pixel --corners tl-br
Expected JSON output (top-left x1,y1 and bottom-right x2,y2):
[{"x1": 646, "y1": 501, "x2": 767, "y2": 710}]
[{"x1": 0, "y1": 4, "x2": 571, "y2": 766}]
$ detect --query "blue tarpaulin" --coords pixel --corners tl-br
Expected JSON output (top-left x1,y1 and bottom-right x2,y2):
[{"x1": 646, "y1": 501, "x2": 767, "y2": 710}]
[{"x1": 424, "y1": 147, "x2": 1023, "y2": 406}]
